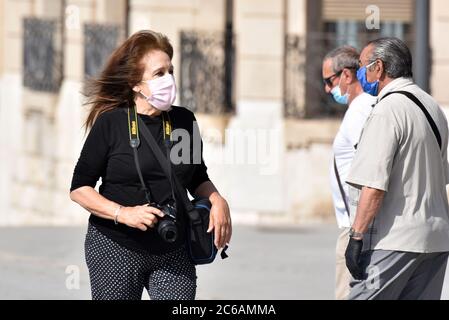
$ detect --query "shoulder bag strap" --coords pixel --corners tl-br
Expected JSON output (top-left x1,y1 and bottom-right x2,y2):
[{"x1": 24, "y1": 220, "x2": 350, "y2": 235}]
[
  {"x1": 333, "y1": 157, "x2": 351, "y2": 217},
  {"x1": 380, "y1": 91, "x2": 442, "y2": 150}
]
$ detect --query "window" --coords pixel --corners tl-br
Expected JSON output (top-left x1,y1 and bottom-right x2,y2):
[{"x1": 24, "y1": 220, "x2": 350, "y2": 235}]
[
  {"x1": 84, "y1": 24, "x2": 121, "y2": 78},
  {"x1": 23, "y1": 18, "x2": 62, "y2": 92},
  {"x1": 179, "y1": 0, "x2": 235, "y2": 115}
]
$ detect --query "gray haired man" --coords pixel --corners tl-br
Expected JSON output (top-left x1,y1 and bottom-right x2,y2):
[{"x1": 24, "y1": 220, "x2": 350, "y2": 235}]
[
  {"x1": 345, "y1": 37, "x2": 449, "y2": 299},
  {"x1": 322, "y1": 46, "x2": 375, "y2": 299}
]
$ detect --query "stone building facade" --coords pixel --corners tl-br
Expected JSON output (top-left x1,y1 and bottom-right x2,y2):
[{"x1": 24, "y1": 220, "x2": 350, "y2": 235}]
[{"x1": 0, "y1": 0, "x2": 448, "y2": 226}]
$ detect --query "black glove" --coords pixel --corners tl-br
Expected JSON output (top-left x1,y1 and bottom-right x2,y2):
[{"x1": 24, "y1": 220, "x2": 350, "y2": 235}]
[{"x1": 345, "y1": 237, "x2": 364, "y2": 280}]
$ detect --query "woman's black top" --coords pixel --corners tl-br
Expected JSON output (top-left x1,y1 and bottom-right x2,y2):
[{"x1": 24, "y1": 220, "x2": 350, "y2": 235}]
[{"x1": 70, "y1": 106, "x2": 210, "y2": 254}]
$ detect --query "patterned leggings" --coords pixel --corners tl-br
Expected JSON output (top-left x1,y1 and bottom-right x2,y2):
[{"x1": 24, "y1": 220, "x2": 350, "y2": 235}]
[{"x1": 84, "y1": 223, "x2": 197, "y2": 300}]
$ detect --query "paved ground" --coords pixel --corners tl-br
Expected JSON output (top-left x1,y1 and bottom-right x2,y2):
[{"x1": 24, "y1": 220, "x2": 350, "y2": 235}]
[{"x1": 0, "y1": 224, "x2": 448, "y2": 300}]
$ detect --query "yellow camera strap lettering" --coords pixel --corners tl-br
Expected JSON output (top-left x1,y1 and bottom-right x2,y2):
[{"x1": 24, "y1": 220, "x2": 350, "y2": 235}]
[
  {"x1": 127, "y1": 106, "x2": 140, "y2": 149},
  {"x1": 161, "y1": 111, "x2": 172, "y2": 146}
]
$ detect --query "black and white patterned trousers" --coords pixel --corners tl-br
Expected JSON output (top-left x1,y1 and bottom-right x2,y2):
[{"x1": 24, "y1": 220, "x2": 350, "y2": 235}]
[{"x1": 84, "y1": 223, "x2": 197, "y2": 300}]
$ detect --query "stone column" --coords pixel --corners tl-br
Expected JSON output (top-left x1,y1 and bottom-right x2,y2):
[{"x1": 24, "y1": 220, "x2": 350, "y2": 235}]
[
  {"x1": 431, "y1": 0, "x2": 449, "y2": 109},
  {"x1": 0, "y1": 0, "x2": 35, "y2": 225},
  {"x1": 217, "y1": 0, "x2": 286, "y2": 220},
  {"x1": 0, "y1": 0, "x2": 6, "y2": 225},
  {"x1": 54, "y1": 0, "x2": 86, "y2": 223},
  {"x1": 284, "y1": 0, "x2": 307, "y2": 118},
  {"x1": 0, "y1": 0, "x2": 4, "y2": 75},
  {"x1": 430, "y1": 1, "x2": 449, "y2": 196},
  {"x1": 53, "y1": 0, "x2": 127, "y2": 225}
]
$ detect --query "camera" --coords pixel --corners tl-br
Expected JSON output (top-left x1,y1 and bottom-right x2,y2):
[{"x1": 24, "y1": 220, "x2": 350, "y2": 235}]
[{"x1": 151, "y1": 202, "x2": 178, "y2": 243}]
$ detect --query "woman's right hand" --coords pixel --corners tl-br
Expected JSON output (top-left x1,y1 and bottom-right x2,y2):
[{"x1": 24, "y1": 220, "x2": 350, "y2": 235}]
[{"x1": 118, "y1": 205, "x2": 165, "y2": 231}]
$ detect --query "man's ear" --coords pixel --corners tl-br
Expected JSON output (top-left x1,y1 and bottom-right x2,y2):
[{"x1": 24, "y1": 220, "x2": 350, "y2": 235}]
[
  {"x1": 376, "y1": 60, "x2": 384, "y2": 79},
  {"x1": 342, "y1": 68, "x2": 353, "y2": 84}
]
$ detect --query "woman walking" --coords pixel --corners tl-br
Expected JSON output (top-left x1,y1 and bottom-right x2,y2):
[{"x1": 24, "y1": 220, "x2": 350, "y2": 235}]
[{"x1": 69, "y1": 30, "x2": 232, "y2": 300}]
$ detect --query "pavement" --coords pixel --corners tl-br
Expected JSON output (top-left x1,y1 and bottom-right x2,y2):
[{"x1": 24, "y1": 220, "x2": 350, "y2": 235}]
[{"x1": 0, "y1": 224, "x2": 448, "y2": 300}]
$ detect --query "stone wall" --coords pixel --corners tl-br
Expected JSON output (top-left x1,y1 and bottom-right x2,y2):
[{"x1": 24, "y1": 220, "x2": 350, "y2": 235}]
[
  {"x1": 1, "y1": 0, "x2": 449, "y2": 226},
  {"x1": 431, "y1": 0, "x2": 449, "y2": 108}
]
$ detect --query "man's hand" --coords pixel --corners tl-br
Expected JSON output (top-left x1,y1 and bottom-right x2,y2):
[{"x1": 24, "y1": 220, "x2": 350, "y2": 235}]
[
  {"x1": 345, "y1": 237, "x2": 364, "y2": 280},
  {"x1": 345, "y1": 186, "x2": 385, "y2": 280}
]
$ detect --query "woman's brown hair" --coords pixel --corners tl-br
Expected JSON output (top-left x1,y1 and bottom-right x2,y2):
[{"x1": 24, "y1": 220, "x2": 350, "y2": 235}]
[{"x1": 83, "y1": 30, "x2": 173, "y2": 130}]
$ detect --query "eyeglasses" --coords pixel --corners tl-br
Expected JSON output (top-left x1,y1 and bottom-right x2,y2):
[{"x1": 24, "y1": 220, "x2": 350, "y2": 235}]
[
  {"x1": 323, "y1": 67, "x2": 356, "y2": 87},
  {"x1": 323, "y1": 70, "x2": 343, "y2": 87},
  {"x1": 358, "y1": 60, "x2": 377, "y2": 70}
]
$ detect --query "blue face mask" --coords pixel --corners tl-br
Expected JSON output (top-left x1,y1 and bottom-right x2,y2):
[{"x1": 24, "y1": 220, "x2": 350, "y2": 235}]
[
  {"x1": 357, "y1": 62, "x2": 379, "y2": 96},
  {"x1": 330, "y1": 77, "x2": 349, "y2": 105}
]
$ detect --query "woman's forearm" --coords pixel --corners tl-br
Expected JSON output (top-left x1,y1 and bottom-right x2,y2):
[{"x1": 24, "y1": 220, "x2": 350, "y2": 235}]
[
  {"x1": 193, "y1": 180, "x2": 222, "y2": 203},
  {"x1": 194, "y1": 180, "x2": 232, "y2": 248},
  {"x1": 70, "y1": 186, "x2": 121, "y2": 221}
]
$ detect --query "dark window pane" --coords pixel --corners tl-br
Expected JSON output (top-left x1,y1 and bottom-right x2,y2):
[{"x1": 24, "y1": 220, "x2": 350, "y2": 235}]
[
  {"x1": 84, "y1": 24, "x2": 120, "y2": 78},
  {"x1": 180, "y1": 30, "x2": 234, "y2": 115},
  {"x1": 23, "y1": 18, "x2": 62, "y2": 92}
]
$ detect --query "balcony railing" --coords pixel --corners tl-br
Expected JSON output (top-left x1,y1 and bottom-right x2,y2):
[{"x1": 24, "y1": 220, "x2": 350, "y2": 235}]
[
  {"x1": 84, "y1": 23, "x2": 121, "y2": 78},
  {"x1": 180, "y1": 30, "x2": 234, "y2": 114},
  {"x1": 23, "y1": 17, "x2": 62, "y2": 93}
]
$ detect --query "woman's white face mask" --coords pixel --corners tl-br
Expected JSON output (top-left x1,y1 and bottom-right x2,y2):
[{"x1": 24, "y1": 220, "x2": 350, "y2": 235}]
[{"x1": 140, "y1": 73, "x2": 176, "y2": 111}]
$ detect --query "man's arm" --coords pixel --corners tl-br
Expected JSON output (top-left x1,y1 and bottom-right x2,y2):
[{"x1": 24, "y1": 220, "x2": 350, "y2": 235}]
[
  {"x1": 351, "y1": 186, "x2": 385, "y2": 238},
  {"x1": 345, "y1": 186, "x2": 385, "y2": 280}
]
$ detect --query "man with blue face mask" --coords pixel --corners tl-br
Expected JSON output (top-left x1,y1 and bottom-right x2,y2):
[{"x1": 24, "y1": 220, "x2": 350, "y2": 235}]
[
  {"x1": 345, "y1": 37, "x2": 449, "y2": 300},
  {"x1": 322, "y1": 46, "x2": 376, "y2": 299}
]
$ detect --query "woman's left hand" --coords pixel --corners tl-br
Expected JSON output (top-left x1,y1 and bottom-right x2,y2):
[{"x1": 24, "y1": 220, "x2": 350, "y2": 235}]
[{"x1": 207, "y1": 195, "x2": 232, "y2": 249}]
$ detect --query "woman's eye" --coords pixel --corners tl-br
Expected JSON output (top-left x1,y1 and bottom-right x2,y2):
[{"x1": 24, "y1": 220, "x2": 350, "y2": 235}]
[{"x1": 154, "y1": 70, "x2": 173, "y2": 77}]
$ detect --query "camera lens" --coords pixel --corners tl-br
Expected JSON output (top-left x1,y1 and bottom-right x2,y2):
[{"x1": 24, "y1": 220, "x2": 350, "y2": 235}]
[
  {"x1": 158, "y1": 219, "x2": 177, "y2": 243},
  {"x1": 165, "y1": 230, "x2": 176, "y2": 242}
]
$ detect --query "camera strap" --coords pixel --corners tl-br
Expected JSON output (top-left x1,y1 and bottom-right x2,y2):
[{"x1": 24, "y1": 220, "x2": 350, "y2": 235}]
[
  {"x1": 127, "y1": 106, "x2": 152, "y2": 205},
  {"x1": 133, "y1": 110, "x2": 197, "y2": 215},
  {"x1": 131, "y1": 106, "x2": 229, "y2": 260},
  {"x1": 127, "y1": 106, "x2": 177, "y2": 209},
  {"x1": 161, "y1": 111, "x2": 177, "y2": 208}
]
